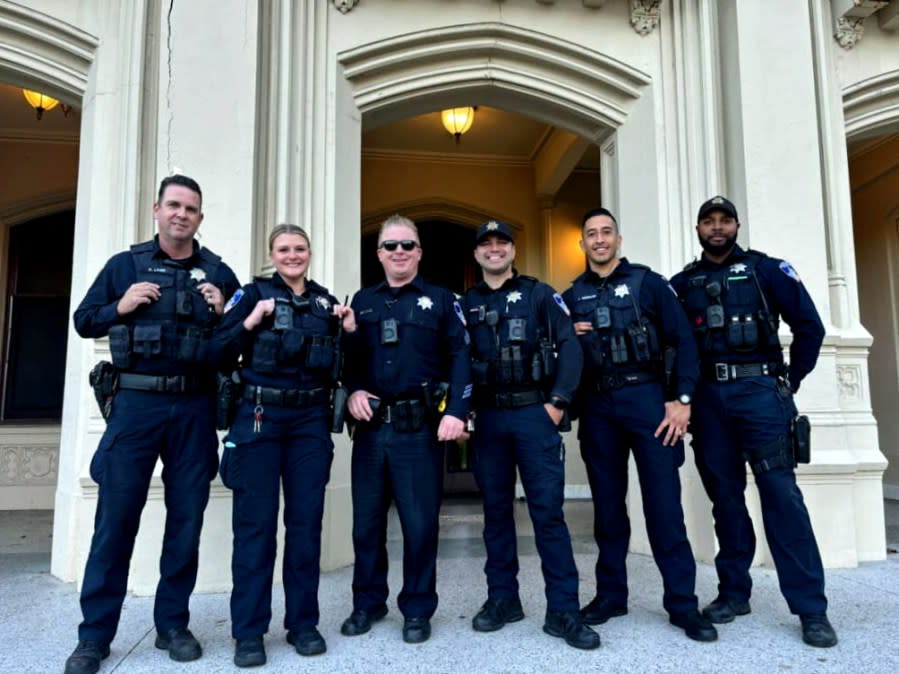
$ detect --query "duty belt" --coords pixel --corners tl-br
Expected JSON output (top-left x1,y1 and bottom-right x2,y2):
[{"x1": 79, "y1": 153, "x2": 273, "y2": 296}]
[
  {"x1": 703, "y1": 362, "x2": 782, "y2": 382},
  {"x1": 118, "y1": 372, "x2": 207, "y2": 394},
  {"x1": 480, "y1": 389, "x2": 544, "y2": 409},
  {"x1": 243, "y1": 385, "x2": 329, "y2": 408},
  {"x1": 594, "y1": 371, "x2": 657, "y2": 392}
]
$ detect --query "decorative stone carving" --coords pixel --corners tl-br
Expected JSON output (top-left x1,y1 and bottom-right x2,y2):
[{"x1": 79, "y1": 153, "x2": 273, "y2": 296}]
[
  {"x1": 834, "y1": 16, "x2": 866, "y2": 49},
  {"x1": 630, "y1": 0, "x2": 662, "y2": 36},
  {"x1": 331, "y1": 0, "x2": 359, "y2": 13},
  {"x1": 837, "y1": 365, "x2": 862, "y2": 402},
  {"x1": 0, "y1": 446, "x2": 58, "y2": 485}
]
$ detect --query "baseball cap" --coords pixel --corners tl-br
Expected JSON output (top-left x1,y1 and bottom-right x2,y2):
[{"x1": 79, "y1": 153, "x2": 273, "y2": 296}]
[
  {"x1": 475, "y1": 219, "x2": 515, "y2": 245},
  {"x1": 697, "y1": 195, "x2": 738, "y2": 222}
]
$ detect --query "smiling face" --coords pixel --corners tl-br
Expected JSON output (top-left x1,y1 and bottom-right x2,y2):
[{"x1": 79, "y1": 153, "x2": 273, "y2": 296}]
[
  {"x1": 154, "y1": 184, "x2": 203, "y2": 253},
  {"x1": 580, "y1": 214, "x2": 621, "y2": 272},
  {"x1": 269, "y1": 232, "x2": 311, "y2": 283},
  {"x1": 696, "y1": 209, "x2": 739, "y2": 261},
  {"x1": 474, "y1": 234, "x2": 515, "y2": 277},
  {"x1": 377, "y1": 223, "x2": 422, "y2": 285}
]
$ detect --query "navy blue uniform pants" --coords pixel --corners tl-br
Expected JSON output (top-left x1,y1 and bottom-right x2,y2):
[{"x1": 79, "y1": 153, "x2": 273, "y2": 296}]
[
  {"x1": 79, "y1": 389, "x2": 217, "y2": 644},
  {"x1": 220, "y1": 402, "x2": 334, "y2": 639},
  {"x1": 691, "y1": 376, "x2": 827, "y2": 615},
  {"x1": 350, "y1": 423, "x2": 443, "y2": 619},
  {"x1": 472, "y1": 404, "x2": 580, "y2": 613},
  {"x1": 578, "y1": 383, "x2": 699, "y2": 615}
]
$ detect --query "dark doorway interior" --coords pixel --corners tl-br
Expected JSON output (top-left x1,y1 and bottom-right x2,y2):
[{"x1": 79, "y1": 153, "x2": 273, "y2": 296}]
[{"x1": 2, "y1": 210, "x2": 74, "y2": 421}]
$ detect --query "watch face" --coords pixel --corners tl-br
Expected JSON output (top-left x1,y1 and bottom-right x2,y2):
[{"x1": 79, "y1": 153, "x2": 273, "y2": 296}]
[{"x1": 678, "y1": 394, "x2": 691, "y2": 405}]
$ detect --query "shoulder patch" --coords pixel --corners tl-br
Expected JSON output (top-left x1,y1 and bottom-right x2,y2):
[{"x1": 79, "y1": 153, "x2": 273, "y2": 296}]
[
  {"x1": 224, "y1": 288, "x2": 244, "y2": 313},
  {"x1": 453, "y1": 300, "x2": 467, "y2": 326},
  {"x1": 552, "y1": 293, "x2": 571, "y2": 316},
  {"x1": 779, "y1": 260, "x2": 801, "y2": 282}
]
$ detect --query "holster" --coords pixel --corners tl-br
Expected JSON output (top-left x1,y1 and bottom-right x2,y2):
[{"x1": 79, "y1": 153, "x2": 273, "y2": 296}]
[
  {"x1": 792, "y1": 414, "x2": 811, "y2": 464},
  {"x1": 744, "y1": 433, "x2": 794, "y2": 476},
  {"x1": 215, "y1": 371, "x2": 241, "y2": 430},
  {"x1": 330, "y1": 385, "x2": 348, "y2": 434},
  {"x1": 88, "y1": 360, "x2": 118, "y2": 421}
]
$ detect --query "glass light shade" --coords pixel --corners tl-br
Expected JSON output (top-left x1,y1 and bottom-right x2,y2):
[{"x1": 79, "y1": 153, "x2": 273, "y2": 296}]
[
  {"x1": 441, "y1": 107, "x2": 475, "y2": 137},
  {"x1": 22, "y1": 89, "x2": 60, "y2": 114}
]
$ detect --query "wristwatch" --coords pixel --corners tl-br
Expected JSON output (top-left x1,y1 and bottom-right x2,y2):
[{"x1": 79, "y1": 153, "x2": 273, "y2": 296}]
[
  {"x1": 549, "y1": 396, "x2": 568, "y2": 410},
  {"x1": 677, "y1": 393, "x2": 692, "y2": 405}
]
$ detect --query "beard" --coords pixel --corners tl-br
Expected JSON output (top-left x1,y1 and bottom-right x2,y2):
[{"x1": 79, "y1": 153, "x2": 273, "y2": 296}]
[{"x1": 698, "y1": 231, "x2": 737, "y2": 257}]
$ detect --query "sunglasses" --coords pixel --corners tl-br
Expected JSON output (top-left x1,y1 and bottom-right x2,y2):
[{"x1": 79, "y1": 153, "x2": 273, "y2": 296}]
[{"x1": 379, "y1": 239, "x2": 419, "y2": 252}]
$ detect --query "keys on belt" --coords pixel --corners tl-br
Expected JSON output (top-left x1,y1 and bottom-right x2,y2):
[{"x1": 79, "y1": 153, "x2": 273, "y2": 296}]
[{"x1": 242, "y1": 386, "x2": 328, "y2": 408}]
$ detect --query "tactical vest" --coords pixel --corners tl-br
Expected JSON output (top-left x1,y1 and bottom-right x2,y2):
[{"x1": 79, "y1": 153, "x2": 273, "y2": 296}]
[
  {"x1": 107, "y1": 242, "x2": 221, "y2": 369},
  {"x1": 248, "y1": 277, "x2": 338, "y2": 375},
  {"x1": 680, "y1": 253, "x2": 780, "y2": 361},
  {"x1": 569, "y1": 265, "x2": 661, "y2": 376},
  {"x1": 465, "y1": 276, "x2": 553, "y2": 389}
]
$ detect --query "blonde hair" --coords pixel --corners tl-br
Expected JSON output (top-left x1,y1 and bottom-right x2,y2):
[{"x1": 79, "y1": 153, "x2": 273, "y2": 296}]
[
  {"x1": 378, "y1": 214, "x2": 419, "y2": 244},
  {"x1": 268, "y1": 223, "x2": 310, "y2": 251}
]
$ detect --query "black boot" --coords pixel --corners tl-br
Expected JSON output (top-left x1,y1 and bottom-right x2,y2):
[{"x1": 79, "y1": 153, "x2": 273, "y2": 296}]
[
  {"x1": 543, "y1": 611, "x2": 601, "y2": 650},
  {"x1": 800, "y1": 613, "x2": 838, "y2": 648},
  {"x1": 472, "y1": 597, "x2": 525, "y2": 632},
  {"x1": 64, "y1": 641, "x2": 110, "y2": 674}
]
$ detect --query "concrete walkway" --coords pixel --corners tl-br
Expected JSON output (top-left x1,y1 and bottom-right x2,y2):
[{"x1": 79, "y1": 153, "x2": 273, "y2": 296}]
[{"x1": 2, "y1": 501, "x2": 898, "y2": 674}]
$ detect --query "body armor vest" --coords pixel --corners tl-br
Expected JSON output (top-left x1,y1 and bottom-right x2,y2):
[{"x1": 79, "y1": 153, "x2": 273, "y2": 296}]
[
  {"x1": 248, "y1": 278, "x2": 337, "y2": 376},
  {"x1": 680, "y1": 253, "x2": 780, "y2": 361},
  {"x1": 569, "y1": 265, "x2": 661, "y2": 377},
  {"x1": 108, "y1": 242, "x2": 221, "y2": 369}
]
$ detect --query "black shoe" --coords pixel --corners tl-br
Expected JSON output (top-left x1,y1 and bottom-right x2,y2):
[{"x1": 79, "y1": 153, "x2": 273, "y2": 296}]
[
  {"x1": 472, "y1": 597, "x2": 525, "y2": 632},
  {"x1": 580, "y1": 596, "x2": 628, "y2": 626},
  {"x1": 234, "y1": 637, "x2": 266, "y2": 668},
  {"x1": 669, "y1": 609, "x2": 718, "y2": 642},
  {"x1": 286, "y1": 627, "x2": 327, "y2": 656},
  {"x1": 340, "y1": 605, "x2": 389, "y2": 636},
  {"x1": 543, "y1": 611, "x2": 601, "y2": 650},
  {"x1": 154, "y1": 627, "x2": 202, "y2": 662},
  {"x1": 64, "y1": 641, "x2": 110, "y2": 674},
  {"x1": 402, "y1": 617, "x2": 431, "y2": 644},
  {"x1": 701, "y1": 597, "x2": 751, "y2": 624},
  {"x1": 800, "y1": 613, "x2": 838, "y2": 648}
]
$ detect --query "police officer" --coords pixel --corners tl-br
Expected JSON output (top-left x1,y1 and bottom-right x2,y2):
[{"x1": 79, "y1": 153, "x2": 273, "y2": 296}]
[
  {"x1": 462, "y1": 220, "x2": 599, "y2": 650},
  {"x1": 562, "y1": 208, "x2": 717, "y2": 642},
  {"x1": 64, "y1": 175, "x2": 240, "y2": 674},
  {"x1": 670, "y1": 196, "x2": 837, "y2": 648},
  {"x1": 340, "y1": 214, "x2": 470, "y2": 644},
  {"x1": 210, "y1": 224, "x2": 355, "y2": 667}
]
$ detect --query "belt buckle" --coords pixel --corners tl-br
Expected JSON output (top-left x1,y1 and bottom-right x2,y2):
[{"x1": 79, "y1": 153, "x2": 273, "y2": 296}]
[
  {"x1": 715, "y1": 363, "x2": 729, "y2": 382},
  {"x1": 164, "y1": 375, "x2": 182, "y2": 392}
]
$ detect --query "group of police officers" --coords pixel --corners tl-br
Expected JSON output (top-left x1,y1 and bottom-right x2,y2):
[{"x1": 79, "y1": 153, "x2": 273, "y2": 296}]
[{"x1": 63, "y1": 176, "x2": 837, "y2": 674}]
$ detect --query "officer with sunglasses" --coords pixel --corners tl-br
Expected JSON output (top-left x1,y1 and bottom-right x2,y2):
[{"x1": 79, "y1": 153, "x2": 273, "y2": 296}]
[{"x1": 340, "y1": 214, "x2": 471, "y2": 645}]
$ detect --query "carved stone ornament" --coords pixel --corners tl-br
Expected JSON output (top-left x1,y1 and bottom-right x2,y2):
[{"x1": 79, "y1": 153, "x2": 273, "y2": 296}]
[
  {"x1": 837, "y1": 365, "x2": 862, "y2": 402},
  {"x1": 332, "y1": 0, "x2": 360, "y2": 13},
  {"x1": 835, "y1": 16, "x2": 866, "y2": 49},
  {"x1": 630, "y1": 0, "x2": 662, "y2": 36},
  {"x1": 0, "y1": 446, "x2": 58, "y2": 485}
]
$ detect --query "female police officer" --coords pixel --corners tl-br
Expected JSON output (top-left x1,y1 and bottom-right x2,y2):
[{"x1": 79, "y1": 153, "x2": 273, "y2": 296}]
[{"x1": 211, "y1": 224, "x2": 355, "y2": 667}]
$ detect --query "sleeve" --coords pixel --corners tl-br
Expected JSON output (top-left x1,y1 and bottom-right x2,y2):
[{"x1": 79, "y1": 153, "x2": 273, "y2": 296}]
[
  {"x1": 72, "y1": 252, "x2": 135, "y2": 339},
  {"x1": 646, "y1": 272, "x2": 699, "y2": 399},
  {"x1": 541, "y1": 284, "x2": 583, "y2": 403},
  {"x1": 763, "y1": 259, "x2": 825, "y2": 391},
  {"x1": 442, "y1": 292, "x2": 472, "y2": 419},
  {"x1": 208, "y1": 283, "x2": 259, "y2": 371},
  {"x1": 214, "y1": 262, "x2": 242, "y2": 306}
]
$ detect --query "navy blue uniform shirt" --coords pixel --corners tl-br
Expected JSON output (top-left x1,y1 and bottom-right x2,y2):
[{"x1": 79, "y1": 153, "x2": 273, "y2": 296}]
[
  {"x1": 670, "y1": 245, "x2": 824, "y2": 391},
  {"x1": 343, "y1": 274, "x2": 471, "y2": 420},
  {"x1": 563, "y1": 258, "x2": 699, "y2": 399}
]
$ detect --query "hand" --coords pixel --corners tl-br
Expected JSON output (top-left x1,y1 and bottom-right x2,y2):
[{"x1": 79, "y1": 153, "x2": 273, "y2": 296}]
[
  {"x1": 573, "y1": 321, "x2": 593, "y2": 336},
  {"x1": 347, "y1": 390, "x2": 376, "y2": 422},
  {"x1": 437, "y1": 414, "x2": 465, "y2": 442},
  {"x1": 654, "y1": 400, "x2": 691, "y2": 446},
  {"x1": 197, "y1": 282, "x2": 225, "y2": 315},
  {"x1": 116, "y1": 282, "x2": 161, "y2": 315},
  {"x1": 334, "y1": 304, "x2": 357, "y2": 333},
  {"x1": 544, "y1": 403, "x2": 564, "y2": 426},
  {"x1": 243, "y1": 298, "x2": 275, "y2": 331}
]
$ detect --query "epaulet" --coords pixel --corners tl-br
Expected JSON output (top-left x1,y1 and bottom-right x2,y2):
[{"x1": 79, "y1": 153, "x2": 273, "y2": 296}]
[
  {"x1": 305, "y1": 279, "x2": 328, "y2": 295},
  {"x1": 129, "y1": 240, "x2": 156, "y2": 254},
  {"x1": 682, "y1": 258, "x2": 700, "y2": 272},
  {"x1": 197, "y1": 247, "x2": 222, "y2": 264},
  {"x1": 745, "y1": 249, "x2": 768, "y2": 260},
  {"x1": 629, "y1": 263, "x2": 651, "y2": 272},
  {"x1": 517, "y1": 275, "x2": 539, "y2": 285},
  {"x1": 252, "y1": 275, "x2": 271, "y2": 284}
]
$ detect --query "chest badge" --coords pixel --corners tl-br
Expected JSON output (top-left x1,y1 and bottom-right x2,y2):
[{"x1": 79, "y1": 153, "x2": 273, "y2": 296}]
[
  {"x1": 417, "y1": 296, "x2": 434, "y2": 311},
  {"x1": 506, "y1": 290, "x2": 522, "y2": 312},
  {"x1": 316, "y1": 296, "x2": 331, "y2": 310},
  {"x1": 729, "y1": 262, "x2": 747, "y2": 274},
  {"x1": 189, "y1": 268, "x2": 206, "y2": 283},
  {"x1": 613, "y1": 284, "x2": 630, "y2": 298}
]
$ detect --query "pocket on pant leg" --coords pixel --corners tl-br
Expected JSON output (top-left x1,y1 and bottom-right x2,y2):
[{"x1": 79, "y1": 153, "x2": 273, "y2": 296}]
[{"x1": 89, "y1": 429, "x2": 119, "y2": 484}]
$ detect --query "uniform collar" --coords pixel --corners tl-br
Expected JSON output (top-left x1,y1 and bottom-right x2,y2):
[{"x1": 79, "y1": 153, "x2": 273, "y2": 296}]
[
  {"x1": 699, "y1": 244, "x2": 747, "y2": 269},
  {"x1": 580, "y1": 257, "x2": 630, "y2": 285},
  {"x1": 475, "y1": 269, "x2": 519, "y2": 293},
  {"x1": 150, "y1": 235, "x2": 201, "y2": 264},
  {"x1": 270, "y1": 272, "x2": 326, "y2": 296},
  {"x1": 373, "y1": 273, "x2": 426, "y2": 294}
]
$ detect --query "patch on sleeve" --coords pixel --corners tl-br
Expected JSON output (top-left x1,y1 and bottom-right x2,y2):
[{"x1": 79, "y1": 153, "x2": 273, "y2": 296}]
[
  {"x1": 779, "y1": 261, "x2": 801, "y2": 282},
  {"x1": 552, "y1": 293, "x2": 571, "y2": 316},
  {"x1": 462, "y1": 383, "x2": 472, "y2": 400},
  {"x1": 223, "y1": 288, "x2": 244, "y2": 313},
  {"x1": 453, "y1": 300, "x2": 467, "y2": 326}
]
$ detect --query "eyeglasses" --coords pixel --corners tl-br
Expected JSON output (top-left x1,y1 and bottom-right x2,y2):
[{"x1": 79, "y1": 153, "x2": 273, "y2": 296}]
[{"x1": 379, "y1": 239, "x2": 419, "y2": 252}]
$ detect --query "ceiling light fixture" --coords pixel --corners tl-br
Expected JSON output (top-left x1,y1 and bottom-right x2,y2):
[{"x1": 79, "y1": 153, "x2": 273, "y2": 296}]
[
  {"x1": 22, "y1": 89, "x2": 71, "y2": 120},
  {"x1": 441, "y1": 107, "x2": 475, "y2": 144}
]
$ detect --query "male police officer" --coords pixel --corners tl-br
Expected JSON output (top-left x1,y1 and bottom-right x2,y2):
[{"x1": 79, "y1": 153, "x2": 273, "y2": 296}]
[
  {"x1": 462, "y1": 220, "x2": 599, "y2": 650},
  {"x1": 64, "y1": 175, "x2": 240, "y2": 674},
  {"x1": 341, "y1": 214, "x2": 470, "y2": 644},
  {"x1": 670, "y1": 196, "x2": 836, "y2": 648},
  {"x1": 563, "y1": 208, "x2": 717, "y2": 642}
]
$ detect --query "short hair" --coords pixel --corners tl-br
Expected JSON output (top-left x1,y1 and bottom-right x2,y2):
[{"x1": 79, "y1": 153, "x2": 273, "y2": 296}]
[
  {"x1": 582, "y1": 207, "x2": 618, "y2": 232},
  {"x1": 268, "y1": 223, "x2": 310, "y2": 251},
  {"x1": 378, "y1": 213, "x2": 419, "y2": 244},
  {"x1": 157, "y1": 174, "x2": 202, "y2": 207}
]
